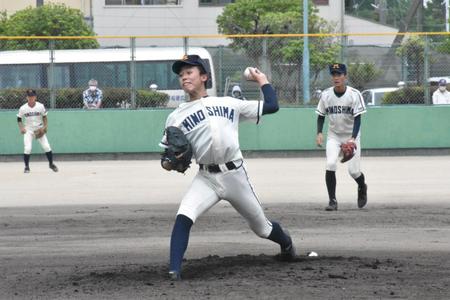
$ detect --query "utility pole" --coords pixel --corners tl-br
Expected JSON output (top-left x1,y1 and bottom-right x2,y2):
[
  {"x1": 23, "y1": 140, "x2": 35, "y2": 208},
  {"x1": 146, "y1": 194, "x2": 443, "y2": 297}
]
[{"x1": 37, "y1": 0, "x2": 43, "y2": 6}]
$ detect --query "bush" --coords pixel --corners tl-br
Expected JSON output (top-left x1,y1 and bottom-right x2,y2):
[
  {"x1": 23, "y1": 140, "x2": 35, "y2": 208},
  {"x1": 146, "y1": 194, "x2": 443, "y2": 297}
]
[
  {"x1": 382, "y1": 86, "x2": 425, "y2": 104},
  {"x1": 347, "y1": 62, "x2": 382, "y2": 91},
  {"x1": 0, "y1": 88, "x2": 169, "y2": 109}
]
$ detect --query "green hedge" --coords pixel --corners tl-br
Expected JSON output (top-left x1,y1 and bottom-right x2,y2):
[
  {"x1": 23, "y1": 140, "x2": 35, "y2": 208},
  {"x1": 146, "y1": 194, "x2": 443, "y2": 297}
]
[
  {"x1": 382, "y1": 86, "x2": 425, "y2": 104},
  {"x1": 0, "y1": 88, "x2": 169, "y2": 109}
]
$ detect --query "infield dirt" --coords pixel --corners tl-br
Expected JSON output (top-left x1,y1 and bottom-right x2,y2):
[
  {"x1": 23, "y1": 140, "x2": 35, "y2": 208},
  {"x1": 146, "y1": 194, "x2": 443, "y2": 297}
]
[{"x1": 1, "y1": 157, "x2": 449, "y2": 299}]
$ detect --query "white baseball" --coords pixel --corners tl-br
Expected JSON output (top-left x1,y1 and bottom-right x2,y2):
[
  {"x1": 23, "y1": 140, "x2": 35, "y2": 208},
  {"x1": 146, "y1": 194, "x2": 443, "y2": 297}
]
[
  {"x1": 244, "y1": 67, "x2": 256, "y2": 81},
  {"x1": 307, "y1": 251, "x2": 318, "y2": 257}
]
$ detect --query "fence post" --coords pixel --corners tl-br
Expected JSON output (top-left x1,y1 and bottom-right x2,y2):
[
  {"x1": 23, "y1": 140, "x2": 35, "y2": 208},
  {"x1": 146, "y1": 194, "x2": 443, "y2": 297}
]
[
  {"x1": 401, "y1": 56, "x2": 408, "y2": 83},
  {"x1": 424, "y1": 35, "x2": 430, "y2": 105},
  {"x1": 302, "y1": 0, "x2": 310, "y2": 105},
  {"x1": 49, "y1": 40, "x2": 56, "y2": 109},
  {"x1": 340, "y1": 35, "x2": 348, "y2": 65},
  {"x1": 183, "y1": 36, "x2": 189, "y2": 55},
  {"x1": 218, "y1": 45, "x2": 223, "y2": 96},
  {"x1": 183, "y1": 37, "x2": 189, "y2": 101},
  {"x1": 261, "y1": 38, "x2": 269, "y2": 100},
  {"x1": 130, "y1": 37, "x2": 136, "y2": 109}
]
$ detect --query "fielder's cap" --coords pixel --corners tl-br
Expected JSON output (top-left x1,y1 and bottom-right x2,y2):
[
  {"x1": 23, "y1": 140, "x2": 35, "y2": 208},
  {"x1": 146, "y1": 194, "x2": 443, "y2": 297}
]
[
  {"x1": 439, "y1": 78, "x2": 447, "y2": 86},
  {"x1": 329, "y1": 63, "x2": 347, "y2": 75},
  {"x1": 172, "y1": 54, "x2": 209, "y2": 75},
  {"x1": 26, "y1": 89, "x2": 37, "y2": 96}
]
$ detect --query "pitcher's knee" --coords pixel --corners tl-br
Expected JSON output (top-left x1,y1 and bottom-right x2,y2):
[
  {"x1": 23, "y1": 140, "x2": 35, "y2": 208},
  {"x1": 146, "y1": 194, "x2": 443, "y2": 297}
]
[{"x1": 24, "y1": 147, "x2": 32, "y2": 155}]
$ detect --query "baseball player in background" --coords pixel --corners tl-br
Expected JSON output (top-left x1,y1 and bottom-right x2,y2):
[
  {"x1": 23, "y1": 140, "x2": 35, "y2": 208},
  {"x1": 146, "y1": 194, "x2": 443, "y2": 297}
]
[
  {"x1": 160, "y1": 54, "x2": 296, "y2": 280},
  {"x1": 316, "y1": 63, "x2": 367, "y2": 211},
  {"x1": 17, "y1": 89, "x2": 58, "y2": 173}
]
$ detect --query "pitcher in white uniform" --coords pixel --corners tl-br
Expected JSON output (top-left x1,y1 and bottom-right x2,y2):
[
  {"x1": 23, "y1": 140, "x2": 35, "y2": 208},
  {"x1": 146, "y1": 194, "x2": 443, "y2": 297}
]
[
  {"x1": 17, "y1": 89, "x2": 58, "y2": 173},
  {"x1": 160, "y1": 54, "x2": 296, "y2": 280},
  {"x1": 316, "y1": 63, "x2": 367, "y2": 211}
]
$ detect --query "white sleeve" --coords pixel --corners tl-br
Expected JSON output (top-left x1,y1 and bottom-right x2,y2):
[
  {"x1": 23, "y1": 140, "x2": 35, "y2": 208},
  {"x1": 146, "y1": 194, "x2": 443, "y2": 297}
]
[
  {"x1": 353, "y1": 90, "x2": 366, "y2": 116},
  {"x1": 238, "y1": 99, "x2": 263, "y2": 123},
  {"x1": 17, "y1": 107, "x2": 24, "y2": 118},
  {"x1": 159, "y1": 113, "x2": 176, "y2": 148},
  {"x1": 315, "y1": 95, "x2": 326, "y2": 116},
  {"x1": 432, "y1": 91, "x2": 437, "y2": 104},
  {"x1": 41, "y1": 104, "x2": 48, "y2": 116}
]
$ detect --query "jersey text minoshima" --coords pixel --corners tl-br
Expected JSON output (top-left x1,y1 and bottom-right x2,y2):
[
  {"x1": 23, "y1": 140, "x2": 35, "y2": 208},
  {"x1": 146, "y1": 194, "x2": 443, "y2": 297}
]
[
  {"x1": 316, "y1": 86, "x2": 366, "y2": 136},
  {"x1": 160, "y1": 96, "x2": 262, "y2": 165},
  {"x1": 17, "y1": 102, "x2": 47, "y2": 131}
]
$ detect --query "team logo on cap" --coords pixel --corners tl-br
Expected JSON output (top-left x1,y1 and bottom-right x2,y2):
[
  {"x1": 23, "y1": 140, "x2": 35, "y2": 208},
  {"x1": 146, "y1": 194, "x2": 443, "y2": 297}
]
[
  {"x1": 332, "y1": 64, "x2": 340, "y2": 69},
  {"x1": 181, "y1": 54, "x2": 189, "y2": 60}
]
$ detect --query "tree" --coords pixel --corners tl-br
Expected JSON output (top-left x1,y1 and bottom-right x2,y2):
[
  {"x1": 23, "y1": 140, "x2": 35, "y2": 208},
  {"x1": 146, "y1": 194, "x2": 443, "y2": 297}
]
[
  {"x1": 346, "y1": 0, "x2": 447, "y2": 32},
  {"x1": 0, "y1": 10, "x2": 7, "y2": 35},
  {"x1": 396, "y1": 36, "x2": 425, "y2": 85},
  {"x1": 0, "y1": 4, "x2": 98, "y2": 50},
  {"x1": 347, "y1": 62, "x2": 382, "y2": 91},
  {"x1": 217, "y1": 0, "x2": 340, "y2": 103}
]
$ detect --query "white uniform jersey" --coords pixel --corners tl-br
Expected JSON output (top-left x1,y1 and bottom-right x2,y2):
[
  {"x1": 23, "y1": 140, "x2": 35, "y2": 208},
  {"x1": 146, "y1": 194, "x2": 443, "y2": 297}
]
[
  {"x1": 160, "y1": 96, "x2": 263, "y2": 165},
  {"x1": 316, "y1": 86, "x2": 366, "y2": 137},
  {"x1": 17, "y1": 101, "x2": 47, "y2": 131}
]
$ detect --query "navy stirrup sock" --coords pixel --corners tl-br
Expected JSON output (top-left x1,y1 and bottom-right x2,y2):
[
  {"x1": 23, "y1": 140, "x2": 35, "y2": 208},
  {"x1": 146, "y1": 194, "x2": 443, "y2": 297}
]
[
  {"x1": 45, "y1": 151, "x2": 53, "y2": 165},
  {"x1": 355, "y1": 172, "x2": 365, "y2": 187},
  {"x1": 267, "y1": 221, "x2": 290, "y2": 249},
  {"x1": 24, "y1": 154, "x2": 30, "y2": 167},
  {"x1": 326, "y1": 170, "x2": 336, "y2": 200},
  {"x1": 169, "y1": 214, "x2": 193, "y2": 273}
]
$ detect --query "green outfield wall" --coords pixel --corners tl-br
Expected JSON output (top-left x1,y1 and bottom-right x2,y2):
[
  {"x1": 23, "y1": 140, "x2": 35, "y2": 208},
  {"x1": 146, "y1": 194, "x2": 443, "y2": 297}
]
[{"x1": 1, "y1": 106, "x2": 450, "y2": 155}]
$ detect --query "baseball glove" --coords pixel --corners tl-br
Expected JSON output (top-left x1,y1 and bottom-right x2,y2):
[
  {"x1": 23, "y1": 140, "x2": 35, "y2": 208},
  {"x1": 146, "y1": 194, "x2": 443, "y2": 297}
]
[
  {"x1": 340, "y1": 141, "x2": 357, "y2": 163},
  {"x1": 161, "y1": 126, "x2": 193, "y2": 173},
  {"x1": 34, "y1": 128, "x2": 46, "y2": 139}
]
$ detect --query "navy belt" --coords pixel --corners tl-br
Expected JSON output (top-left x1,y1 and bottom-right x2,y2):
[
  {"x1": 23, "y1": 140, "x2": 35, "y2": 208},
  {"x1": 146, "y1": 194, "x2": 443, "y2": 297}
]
[{"x1": 199, "y1": 161, "x2": 237, "y2": 173}]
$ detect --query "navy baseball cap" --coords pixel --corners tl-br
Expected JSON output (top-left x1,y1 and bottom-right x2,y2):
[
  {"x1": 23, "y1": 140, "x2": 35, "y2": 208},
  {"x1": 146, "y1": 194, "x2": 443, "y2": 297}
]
[
  {"x1": 26, "y1": 89, "x2": 37, "y2": 96},
  {"x1": 329, "y1": 63, "x2": 347, "y2": 75},
  {"x1": 172, "y1": 54, "x2": 208, "y2": 75},
  {"x1": 439, "y1": 79, "x2": 447, "y2": 86}
]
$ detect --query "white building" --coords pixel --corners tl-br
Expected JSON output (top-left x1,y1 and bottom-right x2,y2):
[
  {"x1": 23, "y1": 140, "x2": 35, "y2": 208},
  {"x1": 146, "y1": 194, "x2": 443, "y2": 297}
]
[
  {"x1": 93, "y1": 0, "x2": 231, "y2": 47},
  {"x1": 91, "y1": 0, "x2": 398, "y2": 47},
  {"x1": 1, "y1": 1, "x2": 398, "y2": 47},
  {"x1": 314, "y1": 0, "x2": 397, "y2": 46}
]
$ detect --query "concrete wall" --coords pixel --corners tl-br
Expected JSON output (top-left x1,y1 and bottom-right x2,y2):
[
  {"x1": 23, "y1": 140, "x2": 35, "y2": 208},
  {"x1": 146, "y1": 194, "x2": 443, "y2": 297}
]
[{"x1": 1, "y1": 106, "x2": 450, "y2": 156}]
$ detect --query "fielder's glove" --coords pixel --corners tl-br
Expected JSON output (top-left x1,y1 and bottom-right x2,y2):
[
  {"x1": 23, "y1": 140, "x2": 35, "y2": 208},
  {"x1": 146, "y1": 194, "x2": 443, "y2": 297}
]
[
  {"x1": 340, "y1": 141, "x2": 357, "y2": 163},
  {"x1": 34, "y1": 128, "x2": 46, "y2": 139},
  {"x1": 161, "y1": 126, "x2": 193, "y2": 174}
]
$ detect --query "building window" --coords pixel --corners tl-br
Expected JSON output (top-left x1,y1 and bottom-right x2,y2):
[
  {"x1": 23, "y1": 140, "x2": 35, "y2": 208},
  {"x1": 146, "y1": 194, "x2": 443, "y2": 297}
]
[
  {"x1": 313, "y1": 0, "x2": 329, "y2": 5},
  {"x1": 105, "y1": 0, "x2": 181, "y2": 5},
  {"x1": 199, "y1": 0, "x2": 234, "y2": 6}
]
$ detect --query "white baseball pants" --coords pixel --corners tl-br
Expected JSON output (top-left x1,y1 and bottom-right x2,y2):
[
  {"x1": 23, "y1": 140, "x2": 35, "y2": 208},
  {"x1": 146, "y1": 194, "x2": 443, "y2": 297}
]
[
  {"x1": 325, "y1": 134, "x2": 362, "y2": 179},
  {"x1": 176, "y1": 161, "x2": 273, "y2": 238},
  {"x1": 23, "y1": 130, "x2": 51, "y2": 154}
]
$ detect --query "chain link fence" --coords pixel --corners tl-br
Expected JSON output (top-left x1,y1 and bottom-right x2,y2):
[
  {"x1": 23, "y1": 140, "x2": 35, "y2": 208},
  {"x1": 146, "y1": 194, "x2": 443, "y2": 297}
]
[{"x1": 1, "y1": 33, "x2": 450, "y2": 110}]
